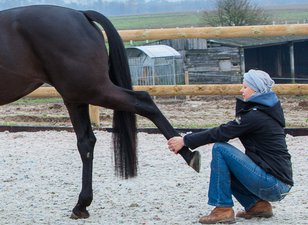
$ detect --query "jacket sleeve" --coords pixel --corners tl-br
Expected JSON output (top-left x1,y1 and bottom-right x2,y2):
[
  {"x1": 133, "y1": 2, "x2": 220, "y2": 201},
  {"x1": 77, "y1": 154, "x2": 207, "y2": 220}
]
[{"x1": 183, "y1": 111, "x2": 259, "y2": 149}]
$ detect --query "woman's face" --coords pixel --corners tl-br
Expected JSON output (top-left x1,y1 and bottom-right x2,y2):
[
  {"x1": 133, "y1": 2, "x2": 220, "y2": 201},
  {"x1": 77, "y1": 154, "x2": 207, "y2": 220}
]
[{"x1": 240, "y1": 82, "x2": 255, "y2": 101}]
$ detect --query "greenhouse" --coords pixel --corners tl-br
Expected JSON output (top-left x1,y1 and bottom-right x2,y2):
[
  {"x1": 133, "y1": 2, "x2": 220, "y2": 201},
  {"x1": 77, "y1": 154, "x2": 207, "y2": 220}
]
[{"x1": 126, "y1": 45, "x2": 184, "y2": 85}]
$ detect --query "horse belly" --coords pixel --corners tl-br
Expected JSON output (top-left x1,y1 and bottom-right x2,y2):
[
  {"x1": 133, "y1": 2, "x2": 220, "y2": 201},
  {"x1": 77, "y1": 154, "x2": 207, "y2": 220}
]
[{"x1": 0, "y1": 73, "x2": 42, "y2": 105}]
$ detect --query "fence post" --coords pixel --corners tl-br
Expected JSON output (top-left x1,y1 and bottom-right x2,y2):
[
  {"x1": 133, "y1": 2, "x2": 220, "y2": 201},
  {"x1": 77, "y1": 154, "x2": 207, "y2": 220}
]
[
  {"x1": 184, "y1": 70, "x2": 189, "y2": 85},
  {"x1": 185, "y1": 70, "x2": 191, "y2": 100},
  {"x1": 89, "y1": 105, "x2": 100, "y2": 126}
]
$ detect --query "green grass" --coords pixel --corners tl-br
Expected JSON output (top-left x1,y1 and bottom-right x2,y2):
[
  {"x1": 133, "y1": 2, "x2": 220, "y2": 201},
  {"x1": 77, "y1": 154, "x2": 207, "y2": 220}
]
[
  {"x1": 110, "y1": 11, "x2": 205, "y2": 30},
  {"x1": 14, "y1": 98, "x2": 63, "y2": 104},
  {"x1": 0, "y1": 122, "x2": 18, "y2": 126},
  {"x1": 172, "y1": 122, "x2": 219, "y2": 129},
  {"x1": 267, "y1": 8, "x2": 308, "y2": 23},
  {"x1": 108, "y1": 7, "x2": 308, "y2": 30},
  {"x1": 290, "y1": 95, "x2": 308, "y2": 100}
]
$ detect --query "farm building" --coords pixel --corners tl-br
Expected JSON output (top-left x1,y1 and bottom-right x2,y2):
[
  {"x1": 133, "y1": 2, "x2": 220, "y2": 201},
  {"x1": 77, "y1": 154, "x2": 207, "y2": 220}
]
[
  {"x1": 209, "y1": 36, "x2": 308, "y2": 84},
  {"x1": 149, "y1": 36, "x2": 308, "y2": 84},
  {"x1": 125, "y1": 45, "x2": 184, "y2": 85}
]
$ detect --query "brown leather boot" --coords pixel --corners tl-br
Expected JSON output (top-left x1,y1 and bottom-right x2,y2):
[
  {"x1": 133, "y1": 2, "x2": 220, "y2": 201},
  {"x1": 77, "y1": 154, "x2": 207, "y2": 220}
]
[
  {"x1": 236, "y1": 200, "x2": 273, "y2": 219},
  {"x1": 199, "y1": 207, "x2": 235, "y2": 224}
]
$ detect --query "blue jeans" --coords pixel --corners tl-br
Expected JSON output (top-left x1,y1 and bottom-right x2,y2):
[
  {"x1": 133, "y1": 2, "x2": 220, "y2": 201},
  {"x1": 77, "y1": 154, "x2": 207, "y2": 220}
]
[{"x1": 208, "y1": 142, "x2": 291, "y2": 210}]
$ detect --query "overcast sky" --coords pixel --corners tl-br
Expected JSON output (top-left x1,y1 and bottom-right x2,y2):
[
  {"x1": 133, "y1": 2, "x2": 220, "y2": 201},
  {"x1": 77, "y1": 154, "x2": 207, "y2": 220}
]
[
  {"x1": 1, "y1": 0, "x2": 307, "y2": 16},
  {"x1": 62, "y1": 0, "x2": 295, "y2": 3},
  {"x1": 61, "y1": 0, "x2": 307, "y2": 6}
]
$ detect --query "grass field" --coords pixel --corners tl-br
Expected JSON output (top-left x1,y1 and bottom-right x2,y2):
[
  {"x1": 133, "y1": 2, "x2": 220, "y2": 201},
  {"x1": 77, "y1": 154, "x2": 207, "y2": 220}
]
[
  {"x1": 109, "y1": 7, "x2": 308, "y2": 30},
  {"x1": 110, "y1": 11, "x2": 204, "y2": 29},
  {"x1": 267, "y1": 8, "x2": 308, "y2": 24}
]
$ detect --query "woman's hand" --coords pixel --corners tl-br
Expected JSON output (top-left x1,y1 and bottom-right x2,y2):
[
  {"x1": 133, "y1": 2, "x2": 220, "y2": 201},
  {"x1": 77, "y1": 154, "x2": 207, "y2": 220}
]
[{"x1": 167, "y1": 136, "x2": 184, "y2": 154}]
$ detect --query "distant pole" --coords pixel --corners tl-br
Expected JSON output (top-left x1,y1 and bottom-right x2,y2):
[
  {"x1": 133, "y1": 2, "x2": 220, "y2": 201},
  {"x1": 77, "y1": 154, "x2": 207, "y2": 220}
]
[
  {"x1": 289, "y1": 43, "x2": 295, "y2": 83},
  {"x1": 240, "y1": 48, "x2": 245, "y2": 76}
]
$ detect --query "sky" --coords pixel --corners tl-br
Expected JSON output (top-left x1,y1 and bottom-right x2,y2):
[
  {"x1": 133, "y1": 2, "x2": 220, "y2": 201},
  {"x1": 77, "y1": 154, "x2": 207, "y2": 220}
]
[{"x1": 60, "y1": 0, "x2": 308, "y2": 6}]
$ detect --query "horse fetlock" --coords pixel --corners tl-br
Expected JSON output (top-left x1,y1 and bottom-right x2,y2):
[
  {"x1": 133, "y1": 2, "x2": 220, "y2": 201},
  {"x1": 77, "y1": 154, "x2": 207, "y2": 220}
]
[{"x1": 79, "y1": 191, "x2": 93, "y2": 205}]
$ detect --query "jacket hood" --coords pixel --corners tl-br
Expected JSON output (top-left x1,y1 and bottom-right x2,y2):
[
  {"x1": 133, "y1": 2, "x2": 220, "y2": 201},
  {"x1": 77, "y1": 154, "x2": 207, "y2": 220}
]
[
  {"x1": 248, "y1": 91, "x2": 278, "y2": 107},
  {"x1": 236, "y1": 92, "x2": 285, "y2": 127}
]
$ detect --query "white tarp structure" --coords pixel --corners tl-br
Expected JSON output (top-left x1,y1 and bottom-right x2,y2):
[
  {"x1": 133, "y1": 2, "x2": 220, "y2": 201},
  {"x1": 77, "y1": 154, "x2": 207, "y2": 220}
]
[{"x1": 126, "y1": 45, "x2": 184, "y2": 85}]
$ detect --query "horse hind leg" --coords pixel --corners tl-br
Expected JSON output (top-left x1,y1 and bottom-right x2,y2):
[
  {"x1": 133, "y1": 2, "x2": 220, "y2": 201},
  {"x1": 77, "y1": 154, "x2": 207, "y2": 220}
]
[
  {"x1": 64, "y1": 102, "x2": 96, "y2": 219},
  {"x1": 95, "y1": 88, "x2": 201, "y2": 172},
  {"x1": 133, "y1": 91, "x2": 201, "y2": 172}
]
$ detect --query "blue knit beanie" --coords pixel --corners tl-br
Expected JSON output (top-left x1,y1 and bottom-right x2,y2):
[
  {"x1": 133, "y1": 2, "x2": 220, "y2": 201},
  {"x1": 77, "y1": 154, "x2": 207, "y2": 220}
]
[{"x1": 243, "y1": 69, "x2": 275, "y2": 94}]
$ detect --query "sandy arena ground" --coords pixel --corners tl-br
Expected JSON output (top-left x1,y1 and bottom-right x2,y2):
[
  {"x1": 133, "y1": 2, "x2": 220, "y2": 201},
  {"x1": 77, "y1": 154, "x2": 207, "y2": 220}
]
[{"x1": 0, "y1": 130, "x2": 307, "y2": 225}]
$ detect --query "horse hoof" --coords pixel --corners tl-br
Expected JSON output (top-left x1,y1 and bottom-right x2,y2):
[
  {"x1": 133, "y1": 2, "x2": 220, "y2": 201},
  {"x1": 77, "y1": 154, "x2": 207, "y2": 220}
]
[
  {"x1": 70, "y1": 209, "x2": 90, "y2": 219},
  {"x1": 189, "y1": 151, "x2": 201, "y2": 173}
]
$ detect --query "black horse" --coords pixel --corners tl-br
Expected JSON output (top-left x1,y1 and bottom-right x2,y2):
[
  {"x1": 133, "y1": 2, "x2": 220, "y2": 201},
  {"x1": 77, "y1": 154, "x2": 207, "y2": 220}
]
[{"x1": 0, "y1": 5, "x2": 200, "y2": 219}]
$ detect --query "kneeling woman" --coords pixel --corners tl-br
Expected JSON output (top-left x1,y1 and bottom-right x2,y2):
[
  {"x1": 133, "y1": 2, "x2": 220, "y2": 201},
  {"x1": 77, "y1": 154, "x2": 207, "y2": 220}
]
[{"x1": 168, "y1": 70, "x2": 293, "y2": 224}]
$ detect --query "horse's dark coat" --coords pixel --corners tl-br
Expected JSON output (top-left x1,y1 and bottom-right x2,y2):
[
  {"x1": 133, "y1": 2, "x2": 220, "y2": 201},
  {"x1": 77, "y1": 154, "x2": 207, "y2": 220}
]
[{"x1": 0, "y1": 5, "x2": 197, "y2": 218}]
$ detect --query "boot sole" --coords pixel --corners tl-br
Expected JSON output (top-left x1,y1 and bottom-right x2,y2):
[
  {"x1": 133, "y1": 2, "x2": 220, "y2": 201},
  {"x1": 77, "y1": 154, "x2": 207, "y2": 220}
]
[
  {"x1": 199, "y1": 218, "x2": 236, "y2": 224},
  {"x1": 237, "y1": 212, "x2": 273, "y2": 219}
]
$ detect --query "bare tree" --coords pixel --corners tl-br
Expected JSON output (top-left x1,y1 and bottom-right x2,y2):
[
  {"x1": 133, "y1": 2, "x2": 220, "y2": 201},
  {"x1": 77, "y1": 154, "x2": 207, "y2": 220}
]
[{"x1": 203, "y1": 0, "x2": 270, "y2": 26}]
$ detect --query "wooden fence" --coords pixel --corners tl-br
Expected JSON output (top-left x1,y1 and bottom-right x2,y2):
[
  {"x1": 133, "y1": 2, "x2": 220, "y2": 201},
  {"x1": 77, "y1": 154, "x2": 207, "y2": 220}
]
[
  {"x1": 24, "y1": 24, "x2": 308, "y2": 125},
  {"x1": 117, "y1": 24, "x2": 308, "y2": 41},
  {"x1": 28, "y1": 84, "x2": 308, "y2": 98},
  {"x1": 27, "y1": 84, "x2": 308, "y2": 125}
]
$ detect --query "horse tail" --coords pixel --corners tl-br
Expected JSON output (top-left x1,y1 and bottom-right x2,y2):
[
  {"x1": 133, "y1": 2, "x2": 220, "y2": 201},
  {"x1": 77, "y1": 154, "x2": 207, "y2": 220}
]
[{"x1": 82, "y1": 10, "x2": 137, "y2": 179}]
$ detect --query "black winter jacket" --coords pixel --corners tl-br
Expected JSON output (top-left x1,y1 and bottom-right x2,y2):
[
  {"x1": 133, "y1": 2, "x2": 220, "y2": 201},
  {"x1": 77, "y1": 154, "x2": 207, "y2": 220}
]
[{"x1": 184, "y1": 92, "x2": 293, "y2": 186}]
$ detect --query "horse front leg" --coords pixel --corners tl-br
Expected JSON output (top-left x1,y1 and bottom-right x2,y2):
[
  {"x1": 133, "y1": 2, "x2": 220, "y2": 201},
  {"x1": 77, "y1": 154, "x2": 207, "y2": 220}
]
[
  {"x1": 65, "y1": 102, "x2": 96, "y2": 219},
  {"x1": 134, "y1": 91, "x2": 201, "y2": 172}
]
